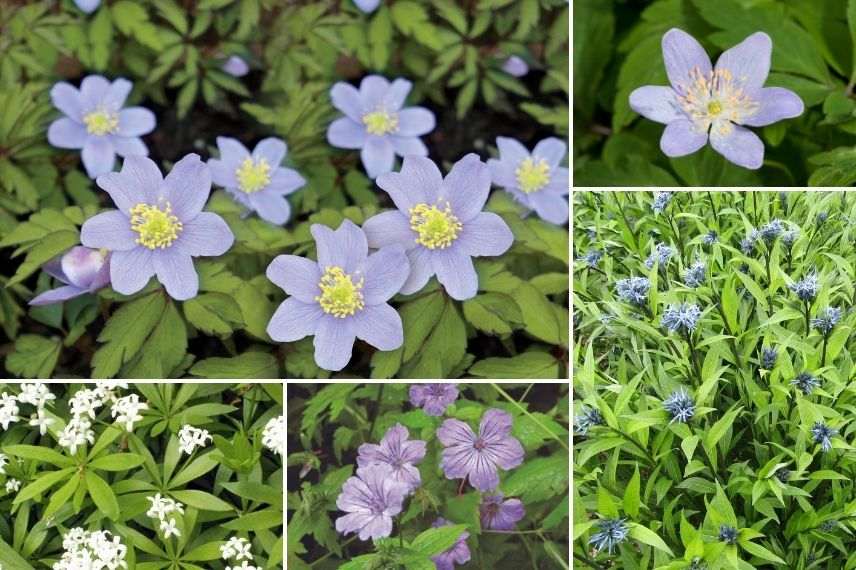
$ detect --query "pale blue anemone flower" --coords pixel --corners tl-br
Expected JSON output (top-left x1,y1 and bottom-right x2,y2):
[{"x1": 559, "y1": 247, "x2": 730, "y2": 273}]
[
  {"x1": 502, "y1": 56, "x2": 529, "y2": 77},
  {"x1": 29, "y1": 246, "x2": 110, "y2": 306},
  {"x1": 74, "y1": 0, "x2": 100, "y2": 13},
  {"x1": 221, "y1": 56, "x2": 249, "y2": 77},
  {"x1": 353, "y1": 0, "x2": 380, "y2": 13}
]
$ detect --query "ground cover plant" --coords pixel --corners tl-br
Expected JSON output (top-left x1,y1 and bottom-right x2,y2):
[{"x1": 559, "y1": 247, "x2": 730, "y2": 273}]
[
  {"x1": 0, "y1": 0, "x2": 569, "y2": 380},
  {"x1": 286, "y1": 382, "x2": 569, "y2": 569},
  {"x1": 0, "y1": 381, "x2": 283, "y2": 569},
  {"x1": 574, "y1": 0, "x2": 856, "y2": 187},
  {"x1": 573, "y1": 190, "x2": 856, "y2": 569}
]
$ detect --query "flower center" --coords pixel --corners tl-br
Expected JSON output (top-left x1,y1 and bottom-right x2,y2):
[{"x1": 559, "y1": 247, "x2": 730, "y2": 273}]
[
  {"x1": 675, "y1": 67, "x2": 759, "y2": 133},
  {"x1": 129, "y1": 202, "x2": 183, "y2": 250},
  {"x1": 83, "y1": 110, "x2": 119, "y2": 136},
  {"x1": 409, "y1": 202, "x2": 462, "y2": 250},
  {"x1": 235, "y1": 157, "x2": 271, "y2": 193},
  {"x1": 362, "y1": 110, "x2": 399, "y2": 136},
  {"x1": 515, "y1": 157, "x2": 551, "y2": 194},
  {"x1": 707, "y1": 100, "x2": 722, "y2": 115},
  {"x1": 315, "y1": 266, "x2": 365, "y2": 318},
  {"x1": 473, "y1": 438, "x2": 487, "y2": 451}
]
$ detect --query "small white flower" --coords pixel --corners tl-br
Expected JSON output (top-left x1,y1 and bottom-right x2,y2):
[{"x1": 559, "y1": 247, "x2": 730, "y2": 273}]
[
  {"x1": 0, "y1": 453, "x2": 8, "y2": 475},
  {"x1": 261, "y1": 415, "x2": 285, "y2": 456},
  {"x1": 226, "y1": 562, "x2": 261, "y2": 570},
  {"x1": 221, "y1": 536, "x2": 253, "y2": 561},
  {"x1": 111, "y1": 394, "x2": 148, "y2": 432},
  {"x1": 5, "y1": 478, "x2": 21, "y2": 493},
  {"x1": 59, "y1": 416, "x2": 95, "y2": 454},
  {"x1": 0, "y1": 392, "x2": 20, "y2": 430},
  {"x1": 69, "y1": 388, "x2": 104, "y2": 420},
  {"x1": 29, "y1": 408, "x2": 55, "y2": 435},
  {"x1": 54, "y1": 528, "x2": 128, "y2": 570},
  {"x1": 178, "y1": 425, "x2": 212, "y2": 455},
  {"x1": 18, "y1": 383, "x2": 56, "y2": 408},
  {"x1": 160, "y1": 518, "x2": 181, "y2": 539}
]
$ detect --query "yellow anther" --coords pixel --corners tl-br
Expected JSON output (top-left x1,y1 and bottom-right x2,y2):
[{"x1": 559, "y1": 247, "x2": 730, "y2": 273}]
[
  {"x1": 315, "y1": 266, "x2": 365, "y2": 318},
  {"x1": 83, "y1": 110, "x2": 119, "y2": 136},
  {"x1": 129, "y1": 202, "x2": 183, "y2": 250},
  {"x1": 235, "y1": 157, "x2": 272, "y2": 193},
  {"x1": 409, "y1": 202, "x2": 462, "y2": 250},
  {"x1": 515, "y1": 157, "x2": 551, "y2": 194},
  {"x1": 362, "y1": 110, "x2": 399, "y2": 136}
]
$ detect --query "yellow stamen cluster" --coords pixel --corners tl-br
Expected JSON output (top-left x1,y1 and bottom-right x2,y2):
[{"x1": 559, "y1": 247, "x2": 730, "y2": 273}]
[
  {"x1": 676, "y1": 67, "x2": 759, "y2": 134},
  {"x1": 129, "y1": 202, "x2": 183, "y2": 250},
  {"x1": 362, "y1": 110, "x2": 399, "y2": 136},
  {"x1": 409, "y1": 202, "x2": 462, "y2": 250},
  {"x1": 316, "y1": 266, "x2": 365, "y2": 318},
  {"x1": 83, "y1": 110, "x2": 119, "y2": 136},
  {"x1": 235, "y1": 157, "x2": 272, "y2": 193},
  {"x1": 515, "y1": 157, "x2": 551, "y2": 194}
]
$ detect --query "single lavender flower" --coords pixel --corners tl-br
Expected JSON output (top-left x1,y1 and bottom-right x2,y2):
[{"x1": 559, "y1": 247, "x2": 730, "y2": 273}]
[
  {"x1": 29, "y1": 246, "x2": 110, "y2": 306},
  {"x1": 663, "y1": 388, "x2": 695, "y2": 423},
  {"x1": 327, "y1": 75, "x2": 435, "y2": 178},
  {"x1": 683, "y1": 260, "x2": 706, "y2": 288},
  {"x1": 363, "y1": 154, "x2": 513, "y2": 300},
  {"x1": 811, "y1": 306, "x2": 842, "y2": 335},
  {"x1": 616, "y1": 277, "x2": 650, "y2": 307},
  {"x1": 702, "y1": 230, "x2": 718, "y2": 245},
  {"x1": 629, "y1": 29, "x2": 803, "y2": 169},
  {"x1": 652, "y1": 191, "x2": 672, "y2": 214},
  {"x1": 221, "y1": 55, "x2": 249, "y2": 77},
  {"x1": 774, "y1": 468, "x2": 790, "y2": 483},
  {"x1": 480, "y1": 494, "x2": 525, "y2": 530},
  {"x1": 789, "y1": 272, "x2": 819, "y2": 301},
  {"x1": 589, "y1": 518, "x2": 629, "y2": 555},
  {"x1": 356, "y1": 424, "x2": 426, "y2": 493},
  {"x1": 353, "y1": 0, "x2": 380, "y2": 13},
  {"x1": 431, "y1": 518, "x2": 471, "y2": 570},
  {"x1": 759, "y1": 219, "x2": 783, "y2": 242},
  {"x1": 718, "y1": 525, "x2": 739, "y2": 545},
  {"x1": 579, "y1": 249, "x2": 603, "y2": 268},
  {"x1": 501, "y1": 55, "x2": 529, "y2": 77},
  {"x1": 761, "y1": 347, "x2": 778, "y2": 369},
  {"x1": 437, "y1": 409, "x2": 524, "y2": 492},
  {"x1": 661, "y1": 303, "x2": 702, "y2": 333},
  {"x1": 644, "y1": 243, "x2": 673, "y2": 269},
  {"x1": 791, "y1": 372, "x2": 821, "y2": 395},
  {"x1": 575, "y1": 405, "x2": 604, "y2": 435},
  {"x1": 79, "y1": 155, "x2": 234, "y2": 300},
  {"x1": 811, "y1": 422, "x2": 837, "y2": 452},
  {"x1": 409, "y1": 384, "x2": 459, "y2": 416},
  {"x1": 265, "y1": 220, "x2": 409, "y2": 372},
  {"x1": 487, "y1": 137, "x2": 569, "y2": 225},
  {"x1": 334, "y1": 465, "x2": 408, "y2": 541}
]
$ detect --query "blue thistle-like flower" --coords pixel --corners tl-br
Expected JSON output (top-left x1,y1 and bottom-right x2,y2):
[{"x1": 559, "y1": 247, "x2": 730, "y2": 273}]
[
  {"x1": 761, "y1": 347, "x2": 778, "y2": 369},
  {"x1": 663, "y1": 388, "x2": 695, "y2": 423},
  {"x1": 652, "y1": 191, "x2": 672, "y2": 214},
  {"x1": 661, "y1": 303, "x2": 702, "y2": 333},
  {"x1": 645, "y1": 243, "x2": 673, "y2": 269},
  {"x1": 817, "y1": 212, "x2": 828, "y2": 225},
  {"x1": 588, "y1": 517, "x2": 629, "y2": 555},
  {"x1": 820, "y1": 520, "x2": 838, "y2": 532},
  {"x1": 718, "y1": 525, "x2": 739, "y2": 545},
  {"x1": 782, "y1": 229, "x2": 798, "y2": 247},
  {"x1": 791, "y1": 372, "x2": 821, "y2": 395},
  {"x1": 702, "y1": 230, "x2": 718, "y2": 245},
  {"x1": 774, "y1": 468, "x2": 790, "y2": 483},
  {"x1": 574, "y1": 406, "x2": 604, "y2": 435},
  {"x1": 683, "y1": 260, "x2": 706, "y2": 288},
  {"x1": 579, "y1": 249, "x2": 603, "y2": 268},
  {"x1": 616, "y1": 277, "x2": 650, "y2": 307},
  {"x1": 811, "y1": 306, "x2": 842, "y2": 336},
  {"x1": 759, "y1": 219, "x2": 784, "y2": 242},
  {"x1": 811, "y1": 422, "x2": 837, "y2": 452},
  {"x1": 789, "y1": 272, "x2": 819, "y2": 301}
]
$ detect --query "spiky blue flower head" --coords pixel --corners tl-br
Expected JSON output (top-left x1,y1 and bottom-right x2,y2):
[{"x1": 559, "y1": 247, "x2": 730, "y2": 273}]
[
  {"x1": 811, "y1": 421, "x2": 837, "y2": 452},
  {"x1": 645, "y1": 243, "x2": 673, "y2": 269},
  {"x1": 689, "y1": 557, "x2": 708, "y2": 570},
  {"x1": 782, "y1": 229, "x2": 798, "y2": 247},
  {"x1": 759, "y1": 219, "x2": 784, "y2": 242},
  {"x1": 683, "y1": 260, "x2": 706, "y2": 288},
  {"x1": 663, "y1": 388, "x2": 695, "y2": 423},
  {"x1": 616, "y1": 277, "x2": 650, "y2": 307},
  {"x1": 820, "y1": 519, "x2": 838, "y2": 532},
  {"x1": 791, "y1": 372, "x2": 821, "y2": 395},
  {"x1": 718, "y1": 525, "x2": 739, "y2": 545},
  {"x1": 817, "y1": 211, "x2": 828, "y2": 225},
  {"x1": 740, "y1": 229, "x2": 759, "y2": 255},
  {"x1": 811, "y1": 306, "x2": 842, "y2": 336},
  {"x1": 761, "y1": 347, "x2": 778, "y2": 369},
  {"x1": 579, "y1": 249, "x2": 603, "y2": 268},
  {"x1": 702, "y1": 230, "x2": 718, "y2": 245},
  {"x1": 652, "y1": 191, "x2": 673, "y2": 214},
  {"x1": 789, "y1": 272, "x2": 819, "y2": 301},
  {"x1": 574, "y1": 405, "x2": 604, "y2": 435},
  {"x1": 588, "y1": 517, "x2": 629, "y2": 555},
  {"x1": 661, "y1": 303, "x2": 702, "y2": 333},
  {"x1": 774, "y1": 468, "x2": 790, "y2": 483}
]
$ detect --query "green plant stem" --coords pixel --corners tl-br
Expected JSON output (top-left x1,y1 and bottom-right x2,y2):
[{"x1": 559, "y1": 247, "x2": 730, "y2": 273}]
[
  {"x1": 574, "y1": 552, "x2": 606, "y2": 570},
  {"x1": 683, "y1": 328, "x2": 701, "y2": 384},
  {"x1": 605, "y1": 426, "x2": 656, "y2": 468},
  {"x1": 706, "y1": 190, "x2": 721, "y2": 230},
  {"x1": 822, "y1": 333, "x2": 829, "y2": 368},
  {"x1": 804, "y1": 301, "x2": 811, "y2": 337},
  {"x1": 492, "y1": 384, "x2": 569, "y2": 451},
  {"x1": 367, "y1": 383, "x2": 385, "y2": 439},
  {"x1": 666, "y1": 213, "x2": 686, "y2": 266},
  {"x1": 308, "y1": 536, "x2": 358, "y2": 567}
]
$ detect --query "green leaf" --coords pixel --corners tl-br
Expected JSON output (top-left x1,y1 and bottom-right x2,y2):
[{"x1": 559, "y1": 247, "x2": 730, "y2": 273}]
[
  {"x1": 468, "y1": 352, "x2": 559, "y2": 378},
  {"x1": 462, "y1": 292, "x2": 523, "y2": 335},
  {"x1": 740, "y1": 539, "x2": 786, "y2": 564},
  {"x1": 401, "y1": 292, "x2": 445, "y2": 361},
  {"x1": 85, "y1": 470, "x2": 120, "y2": 520},
  {"x1": 169, "y1": 453, "x2": 218, "y2": 488},
  {"x1": 623, "y1": 464, "x2": 641, "y2": 518},
  {"x1": 411, "y1": 524, "x2": 468, "y2": 556},
  {"x1": 0, "y1": 533, "x2": 35, "y2": 570},
  {"x1": 502, "y1": 453, "x2": 569, "y2": 503},
  {"x1": 849, "y1": 0, "x2": 856, "y2": 84},
  {"x1": 189, "y1": 352, "x2": 278, "y2": 378},
  {"x1": 89, "y1": 453, "x2": 146, "y2": 471},
  {"x1": 91, "y1": 293, "x2": 168, "y2": 378},
  {"x1": 183, "y1": 292, "x2": 245, "y2": 336},
  {"x1": 221, "y1": 508, "x2": 282, "y2": 531},
  {"x1": 705, "y1": 406, "x2": 743, "y2": 455},
  {"x1": 13, "y1": 467, "x2": 74, "y2": 505},
  {"x1": 628, "y1": 523, "x2": 674, "y2": 556},
  {"x1": 3, "y1": 445, "x2": 73, "y2": 468},
  {"x1": 170, "y1": 490, "x2": 234, "y2": 512},
  {"x1": 5, "y1": 334, "x2": 61, "y2": 378}
]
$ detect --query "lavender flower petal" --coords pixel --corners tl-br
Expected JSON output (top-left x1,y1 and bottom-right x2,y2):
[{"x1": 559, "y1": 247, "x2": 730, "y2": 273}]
[
  {"x1": 81, "y1": 137, "x2": 116, "y2": 178},
  {"x1": 361, "y1": 137, "x2": 396, "y2": 180},
  {"x1": 660, "y1": 120, "x2": 708, "y2": 157},
  {"x1": 30, "y1": 285, "x2": 88, "y2": 306},
  {"x1": 153, "y1": 249, "x2": 198, "y2": 300},
  {"x1": 117, "y1": 108, "x2": 156, "y2": 137},
  {"x1": 110, "y1": 248, "x2": 155, "y2": 295},
  {"x1": 396, "y1": 108, "x2": 436, "y2": 136},
  {"x1": 47, "y1": 118, "x2": 87, "y2": 149},
  {"x1": 709, "y1": 124, "x2": 764, "y2": 170},
  {"x1": 178, "y1": 213, "x2": 235, "y2": 257},
  {"x1": 78, "y1": 211, "x2": 138, "y2": 250},
  {"x1": 628, "y1": 86, "x2": 684, "y2": 124},
  {"x1": 267, "y1": 298, "x2": 322, "y2": 342},
  {"x1": 358, "y1": 211, "x2": 413, "y2": 250},
  {"x1": 327, "y1": 117, "x2": 366, "y2": 149},
  {"x1": 163, "y1": 154, "x2": 211, "y2": 220},
  {"x1": 433, "y1": 250, "x2": 478, "y2": 301},
  {"x1": 352, "y1": 304, "x2": 403, "y2": 351},
  {"x1": 714, "y1": 32, "x2": 771, "y2": 95},
  {"x1": 456, "y1": 213, "x2": 515, "y2": 257},
  {"x1": 409, "y1": 384, "x2": 459, "y2": 416},
  {"x1": 442, "y1": 153, "x2": 491, "y2": 222},
  {"x1": 661, "y1": 28, "x2": 712, "y2": 90},
  {"x1": 314, "y1": 317, "x2": 357, "y2": 372},
  {"x1": 741, "y1": 87, "x2": 804, "y2": 127},
  {"x1": 362, "y1": 246, "x2": 410, "y2": 304}
]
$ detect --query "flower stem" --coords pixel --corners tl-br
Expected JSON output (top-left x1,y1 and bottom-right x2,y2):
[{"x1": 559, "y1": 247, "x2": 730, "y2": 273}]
[{"x1": 492, "y1": 384, "x2": 569, "y2": 451}]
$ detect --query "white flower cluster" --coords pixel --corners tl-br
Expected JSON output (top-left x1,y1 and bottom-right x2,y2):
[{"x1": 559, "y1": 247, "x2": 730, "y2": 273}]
[
  {"x1": 59, "y1": 416, "x2": 95, "y2": 455},
  {"x1": 111, "y1": 394, "x2": 148, "y2": 432},
  {"x1": 0, "y1": 453, "x2": 8, "y2": 475},
  {"x1": 261, "y1": 415, "x2": 285, "y2": 456},
  {"x1": 220, "y1": 536, "x2": 261, "y2": 570},
  {"x1": 178, "y1": 425, "x2": 212, "y2": 455},
  {"x1": 0, "y1": 392, "x2": 20, "y2": 430},
  {"x1": 5, "y1": 478, "x2": 20, "y2": 493},
  {"x1": 53, "y1": 528, "x2": 127, "y2": 570},
  {"x1": 59, "y1": 383, "x2": 147, "y2": 454},
  {"x1": 146, "y1": 493, "x2": 185, "y2": 539},
  {"x1": 1, "y1": 383, "x2": 58, "y2": 433}
]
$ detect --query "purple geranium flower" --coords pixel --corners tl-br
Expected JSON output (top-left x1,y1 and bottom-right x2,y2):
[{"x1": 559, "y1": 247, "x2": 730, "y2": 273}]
[
  {"x1": 629, "y1": 29, "x2": 803, "y2": 169},
  {"x1": 357, "y1": 424, "x2": 426, "y2": 492},
  {"x1": 29, "y1": 246, "x2": 110, "y2": 306},
  {"x1": 353, "y1": 0, "x2": 381, "y2": 14},
  {"x1": 409, "y1": 384, "x2": 459, "y2": 416},
  {"x1": 327, "y1": 75, "x2": 435, "y2": 179},
  {"x1": 335, "y1": 465, "x2": 408, "y2": 541},
  {"x1": 431, "y1": 518, "x2": 471, "y2": 570},
  {"x1": 437, "y1": 408, "x2": 524, "y2": 492},
  {"x1": 265, "y1": 219, "x2": 409, "y2": 372},
  {"x1": 221, "y1": 55, "x2": 249, "y2": 77},
  {"x1": 363, "y1": 154, "x2": 513, "y2": 300},
  {"x1": 488, "y1": 137, "x2": 569, "y2": 225},
  {"x1": 207, "y1": 137, "x2": 306, "y2": 225},
  {"x1": 480, "y1": 493, "x2": 525, "y2": 530},
  {"x1": 80, "y1": 154, "x2": 234, "y2": 300},
  {"x1": 48, "y1": 75, "x2": 155, "y2": 178},
  {"x1": 502, "y1": 55, "x2": 529, "y2": 77},
  {"x1": 74, "y1": 0, "x2": 100, "y2": 13}
]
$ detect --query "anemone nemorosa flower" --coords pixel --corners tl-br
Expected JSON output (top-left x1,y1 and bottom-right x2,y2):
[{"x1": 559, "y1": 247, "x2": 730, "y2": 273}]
[
  {"x1": 789, "y1": 272, "x2": 819, "y2": 301},
  {"x1": 718, "y1": 524, "x2": 739, "y2": 545},
  {"x1": 683, "y1": 260, "x2": 706, "y2": 288},
  {"x1": 629, "y1": 29, "x2": 803, "y2": 169},
  {"x1": 356, "y1": 424, "x2": 426, "y2": 493},
  {"x1": 812, "y1": 306, "x2": 842, "y2": 335},
  {"x1": 265, "y1": 219, "x2": 408, "y2": 371},
  {"x1": 80, "y1": 155, "x2": 234, "y2": 300},
  {"x1": 759, "y1": 219, "x2": 784, "y2": 242},
  {"x1": 353, "y1": 0, "x2": 380, "y2": 13},
  {"x1": 431, "y1": 518, "x2": 471, "y2": 570},
  {"x1": 74, "y1": 0, "x2": 100, "y2": 13},
  {"x1": 702, "y1": 230, "x2": 718, "y2": 245},
  {"x1": 222, "y1": 55, "x2": 249, "y2": 77},
  {"x1": 48, "y1": 76, "x2": 155, "y2": 178},
  {"x1": 652, "y1": 191, "x2": 672, "y2": 214},
  {"x1": 437, "y1": 408, "x2": 524, "y2": 492},
  {"x1": 791, "y1": 372, "x2": 821, "y2": 395},
  {"x1": 487, "y1": 137, "x2": 569, "y2": 225},
  {"x1": 502, "y1": 55, "x2": 529, "y2": 77},
  {"x1": 589, "y1": 517, "x2": 629, "y2": 555},
  {"x1": 30, "y1": 246, "x2": 110, "y2": 306},
  {"x1": 579, "y1": 249, "x2": 603, "y2": 268},
  {"x1": 574, "y1": 405, "x2": 604, "y2": 435},
  {"x1": 663, "y1": 388, "x2": 695, "y2": 423},
  {"x1": 480, "y1": 493, "x2": 525, "y2": 530},
  {"x1": 409, "y1": 384, "x2": 459, "y2": 416},
  {"x1": 335, "y1": 465, "x2": 407, "y2": 541},
  {"x1": 661, "y1": 303, "x2": 702, "y2": 333},
  {"x1": 208, "y1": 137, "x2": 306, "y2": 225},
  {"x1": 363, "y1": 154, "x2": 513, "y2": 300},
  {"x1": 645, "y1": 243, "x2": 673, "y2": 269},
  {"x1": 616, "y1": 276, "x2": 650, "y2": 307},
  {"x1": 327, "y1": 75, "x2": 435, "y2": 179},
  {"x1": 812, "y1": 422, "x2": 838, "y2": 452},
  {"x1": 761, "y1": 347, "x2": 778, "y2": 369}
]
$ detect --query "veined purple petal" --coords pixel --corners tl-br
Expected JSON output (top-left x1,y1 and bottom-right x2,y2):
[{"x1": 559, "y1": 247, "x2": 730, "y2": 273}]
[
  {"x1": 662, "y1": 28, "x2": 712, "y2": 94},
  {"x1": 330, "y1": 82, "x2": 364, "y2": 122},
  {"x1": 253, "y1": 137, "x2": 287, "y2": 167},
  {"x1": 48, "y1": 118, "x2": 88, "y2": 149},
  {"x1": 363, "y1": 210, "x2": 416, "y2": 250},
  {"x1": 266, "y1": 254, "x2": 322, "y2": 303},
  {"x1": 502, "y1": 55, "x2": 529, "y2": 77},
  {"x1": 362, "y1": 245, "x2": 409, "y2": 304},
  {"x1": 356, "y1": 424, "x2": 425, "y2": 491},
  {"x1": 389, "y1": 136, "x2": 428, "y2": 156},
  {"x1": 629, "y1": 86, "x2": 685, "y2": 125},
  {"x1": 314, "y1": 315, "x2": 356, "y2": 371},
  {"x1": 437, "y1": 418, "x2": 476, "y2": 448},
  {"x1": 98, "y1": 156, "x2": 163, "y2": 212},
  {"x1": 335, "y1": 465, "x2": 406, "y2": 541},
  {"x1": 111, "y1": 136, "x2": 148, "y2": 157},
  {"x1": 110, "y1": 247, "x2": 155, "y2": 295},
  {"x1": 81, "y1": 137, "x2": 116, "y2": 178},
  {"x1": 660, "y1": 120, "x2": 708, "y2": 157},
  {"x1": 400, "y1": 247, "x2": 434, "y2": 295},
  {"x1": 487, "y1": 158, "x2": 517, "y2": 189},
  {"x1": 80, "y1": 210, "x2": 137, "y2": 251},
  {"x1": 741, "y1": 87, "x2": 804, "y2": 127},
  {"x1": 352, "y1": 303, "x2": 403, "y2": 351},
  {"x1": 396, "y1": 107, "x2": 435, "y2": 137},
  {"x1": 480, "y1": 494, "x2": 525, "y2": 531},
  {"x1": 433, "y1": 249, "x2": 478, "y2": 300},
  {"x1": 311, "y1": 219, "x2": 368, "y2": 274},
  {"x1": 177, "y1": 212, "x2": 234, "y2": 256},
  {"x1": 153, "y1": 249, "x2": 198, "y2": 300},
  {"x1": 117, "y1": 108, "x2": 155, "y2": 137},
  {"x1": 267, "y1": 168, "x2": 306, "y2": 195},
  {"x1": 51, "y1": 82, "x2": 83, "y2": 121},
  {"x1": 441, "y1": 153, "x2": 491, "y2": 222},
  {"x1": 480, "y1": 408, "x2": 514, "y2": 441},
  {"x1": 29, "y1": 285, "x2": 87, "y2": 306},
  {"x1": 267, "y1": 298, "x2": 322, "y2": 342},
  {"x1": 61, "y1": 246, "x2": 107, "y2": 288},
  {"x1": 409, "y1": 384, "x2": 459, "y2": 416},
  {"x1": 361, "y1": 136, "x2": 395, "y2": 179},
  {"x1": 456, "y1": 212, "x2": 513, "y2": 257},
  {"x1": 328, "y1": 117, "x2": 367, "y2": 149},
  {"x1": 710, "y1": 124, "x2": 764, "y2": 169},
  {"x1": 714, "y1": 31, "x2": 771, "y2": 96},
  {"x1": 163, "y1": 153, "x2": 211, "y2": 220},
  {"x1": 376, "y1": 155, "x2": 443, "y2": 212}
]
